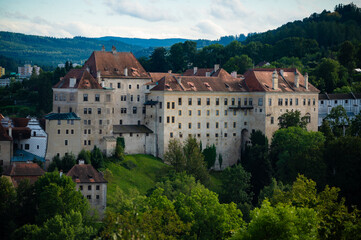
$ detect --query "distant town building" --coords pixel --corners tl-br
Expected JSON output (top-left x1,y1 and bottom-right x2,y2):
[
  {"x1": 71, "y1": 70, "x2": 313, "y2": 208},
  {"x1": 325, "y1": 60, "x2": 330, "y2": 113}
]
[
  {"x1": 2, "y1": 162, "x2": 45, "y2": 187},
  {"x1": 318, "y1": 93, "x2": 361, "y2": 126},
  {"x1": 0, "y1": 66, "x2": 5, "y2": 77},
  {"x1": 67, "y1": 162, "x2": 107, "y2": 215},
  {"x1": 58, "y1": 63, "x2": 81, "y2": 68},
  {"x1": 0, "y1": 78, "x2": 23, "y2": 87},
  {"x1": 18, "y1": 64, "x2": 40, "y2": 78}
]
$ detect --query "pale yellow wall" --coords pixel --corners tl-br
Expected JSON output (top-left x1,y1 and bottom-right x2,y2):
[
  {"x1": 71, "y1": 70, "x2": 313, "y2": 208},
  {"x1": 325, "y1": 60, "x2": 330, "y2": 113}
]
[{"x1": 45, "y1": 118, "x2": 81, "y2": 159}]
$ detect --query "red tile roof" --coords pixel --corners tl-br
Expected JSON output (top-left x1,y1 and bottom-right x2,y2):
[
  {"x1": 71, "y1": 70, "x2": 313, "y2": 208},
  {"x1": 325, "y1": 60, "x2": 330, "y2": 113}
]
[
  {"x1": 67, "y1": 164, "x2": 107, "y2": 183},
  {"x1": 243, "y1": 68, "x2": 319, "y2": 93},
  {"x1": 84, "y1": 51, "x2": 150, "y2": 79},
  {"x1": 3, "y1": 163, "x2": 45, "y2": 187},
  {"x1": 53, "y1": 69, "x2": 102, "y2": 89},
  {"x1": 150, "y1": 72, "x2": 245, "y2": 92},
  {"x1": 4, "y1": 163, "x2": 45, "y2": 176}
]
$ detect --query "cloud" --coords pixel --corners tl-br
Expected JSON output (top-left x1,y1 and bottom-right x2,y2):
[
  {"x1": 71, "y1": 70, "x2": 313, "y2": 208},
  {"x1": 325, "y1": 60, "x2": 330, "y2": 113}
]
[
  {"x1": 210, "y1": 0, "x2": 250, "y2": 20},
  {"x1": 103, "y1": 0, "x2": 177, "y2": 22},
  {"x1": 195, "y1": 20, "x2": 226, "y2": 37}
]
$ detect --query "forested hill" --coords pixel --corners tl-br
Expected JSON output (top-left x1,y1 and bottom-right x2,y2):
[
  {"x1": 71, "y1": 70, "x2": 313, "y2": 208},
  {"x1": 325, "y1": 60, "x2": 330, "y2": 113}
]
[
  {"x1": 0, "y1": 31, "x2": 245, "y2": 67},
  {"x1": 246, "y1": 3, "x2": 361, "y2": 48},
  {"x1": 0, "y1": 32, "x2": 145, "y2": 67}
]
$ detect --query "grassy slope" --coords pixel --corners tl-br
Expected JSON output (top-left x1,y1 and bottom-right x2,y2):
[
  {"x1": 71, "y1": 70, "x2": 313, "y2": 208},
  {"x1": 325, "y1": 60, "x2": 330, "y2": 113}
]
[{"x1": 105, "y1": 154, "x2": 171, "y2": 199}]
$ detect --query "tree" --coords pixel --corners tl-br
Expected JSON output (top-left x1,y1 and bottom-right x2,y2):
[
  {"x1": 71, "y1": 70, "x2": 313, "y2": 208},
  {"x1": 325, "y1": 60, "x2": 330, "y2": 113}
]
[
  {"x1": 278, "y1": 110, "x2": 308, "y2": 129},
  {"x1": 174, "y1": 184, "x2": 244, "y2": 240},
  {"x1": 270, "y1": 127, "x2": 326, "y2": 185},
  {"x1": 34, "y1": 172, "x2": 89, "y2": 224},
  {"x1": 271, "y1": 175, "x2": 361, "y2": 239},
  {"x1": 325, "y1": 105, "x2": 350, "y2": 137},
  {"x1": 202, "y1": 144, "x2": 217, "y2": 169},
  {"x1": 77, "y1": 150, "x2": 91, "y2": 164},
  {"x1": 90, "y1": 146, "x2": 104, "y2": 170},
  {"x1": 164, "y1": 139, "x2": 186, "y2": 172},
  {"x1": 220, "y1": 164, "x2": 253, "y2": 205},
  {"x1": 348, "y1": 112, "x2": 361, "y2": 136},
  {"x1": 233, "y1": 200, "x2": 319, "y2": 240},
  {"x1": 114, "y1": 138, "x2": 125, "y2": 161},
  {"x1": 61, "y1": 153, "x2": 76, "y2": 172},
  {"x1": 0, "y1": 177, "x2": 16, "y2": 240},
  {"x1": 242, "y1": 130, "x2": 272, "y2": 203},
  {"x1": 223, "y1": 55, "x2": 253, "y2": 74},
  {"x1": 325, "y1": 136, "x2": 361, "y2": 207},
  {"x1": 149, "y1": 47, "x2": 170, "y2": 72},
  {"x1": 183, "y1": 136, "x2": 210, "y2": 185},
  {"x1": 15, "y1": 211, "x2": 95, "y2": 240},
  {"x1": 319, "y1": 119, "x2": 335, "y2": 144}
]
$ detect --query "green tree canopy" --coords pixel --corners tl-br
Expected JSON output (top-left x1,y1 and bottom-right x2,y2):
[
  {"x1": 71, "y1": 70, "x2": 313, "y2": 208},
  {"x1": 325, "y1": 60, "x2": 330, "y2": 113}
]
[
  {"x1": 278, "y1": 110, "x2": 308, "y2": 129},
  {"x1": 270, "y1": 127, "x2": 326, "y2": 185}
]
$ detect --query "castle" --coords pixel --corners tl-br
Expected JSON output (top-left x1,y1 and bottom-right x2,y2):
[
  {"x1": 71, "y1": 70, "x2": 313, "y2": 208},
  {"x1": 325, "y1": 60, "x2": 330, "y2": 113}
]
[{"x1": 47, "y1": 47, "x2": 319, "y2": 168}]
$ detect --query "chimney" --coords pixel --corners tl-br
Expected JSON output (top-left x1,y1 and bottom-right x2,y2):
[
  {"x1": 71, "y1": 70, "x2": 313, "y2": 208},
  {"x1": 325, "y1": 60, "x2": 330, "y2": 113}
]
[
  {"x1": 8, "y1": 120, "x2": 12, "y2": 138},
  {"x1": 231, "y1": 71, "x2": 237, "y2": 78},
  {"x1": 124, "y1": 67, "x2": 128, "y2": 76},
  {"x1": 193, "y1": 67, "x2": 198, "y2": 75},
  {"x1": 79, "y1": 160, "x2": 85, "y2": 165},
  {"x1": 177, "y1": 77, "x2": 182, "y2": 84},
  {"x1": 304, "y1": 73, "x2": 309, "y2": 90},
  {"x1": 214, "y1": 64, "x2": 220, "y2": 72},
  {"x1": 97, "y1": 71, "x2": 101, "y2": 82},
  {"x1": 168, "y1": 70, "x2": 172, "y2": 74},
  {"x1": 279, "y1": 69, "x2": 284, "y2": 77},
  {"x1": 272, "y1": 70, "x2": 278, "y2": 90},
  {"x1": 69, "y1": 78, "x2": 76, "y2": 88},
  {"x1": 86, "y1": 66, "x2": 90, "y2": 73},
  {"x1": 206, "y1": 72, "x2": 211, "y2": 77},
  {"x1": 294, "y1": 71, "x2": 299, "y2": 88},
  {"x1": 112, "y1": 45, "x2": 117, "y2": 54},
  {"x1": 101, "y1": 45, "x2": 105, "y2": 52}
]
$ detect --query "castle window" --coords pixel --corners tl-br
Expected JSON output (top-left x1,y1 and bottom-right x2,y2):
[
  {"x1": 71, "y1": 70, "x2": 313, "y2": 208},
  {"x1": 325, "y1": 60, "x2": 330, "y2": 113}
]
[
  {"x1": 170, "y1": 132, "x2": 173, "y2": 138},
  {"x1": 179, "y1": 110, "x2": 182, "y2": 116},
  {"x1": 65, "y1": 140, "x2": 68, "y2": 146},
  {"x1": 25, "y1": 144, "x2": 29, "y2": 150},
  {"x1": 216, "y1": 122, "x2": 219, "y2": 128},
  {"x1": 188, "y1": 123, "x2": 192, "y2": 129},
  {"x1": 198, "y1": 110, "x2": 201, "y2": 116},
  {"x1": 159, "y1": 117, "x2": 162, "y2": 123},
  {"x1": 232, "y1": 98, "x2": 235, "y2": 105},
  {"x1": 178, "y1": 97, "x2": 182, "y2": 105},
  {"x1": 129, "y1": 84, "x2": 132, "y2": 89},
  {"x1": 290, "y1": 99, "x2": 293, "y2": 106},
  {"x1": 271, "y1": 117, "x2": 274, "y2": 124},
  {"x1": 88, "y1": 108, "x2": 92, "y2": 114},
  {"x1": 167, "y1": 116, "x2": 170, "y2": 123},
  {"x1": 198, "y1": 122, "x2": 201, "y2": 129},
  {"x1": 167, "y1": 102, "x2": 170, "y2": 109},
  {"x1": 224, "y1": 98, "x2": 228, "y2": 105},
  {"x1": 131, "y1": 95, "x2": 133, "y2": 101},
  {"x1": 172, "y1": 116, "x2": 175, "y2": 123},
  {"x1": 296, "y1": 98, "x2": 299, "y2": 105},
  {"x1": 225, "y1": 110, "x2": 228, "y2": 116},
  {"x1": 198, "y1": 98, "x2": 201, "y2": 105},
  {"x1": 137, "y1": 95, "x2": 140, "y2": 102},
  {"x1": 172, "y1": 102, "x2": 175, "y2": 109},
  {"x1": 249, "y1": 98, "x2": 253, "y2": 105},
  {"x1": 179, "y1": 123, "x2": 182, "y2": 129},
  {"x1": 58, "y1": 120, "x2": 61, "y2": 125},
  {"x1": 83, "y1": 94, "x2": 88, "y2": 101},
  {"x1": 216, "y1": 98, "x2": 219, "y2": 105},
  {"x1": 206, "y1": 98, "x2": 210, "y2": 105},
  {"x1": 189, "y1": 110, "x2": 192, "y2": 116},
  {"x1": 98, "y1": 108, "x2": 101, "y2": 114},
  {"x1": 133, "y1": 107, "x2": 137, "y2": 114},
  {"x1": 95, "y1": 94, "x2": 100, "y2": 101},
  {"x1": 233, "y1": 122, "x2": 236, "y2": 128},
  {"x1": 313, "y1": 98, "x2": 316, "y2": 105},
  {"x1": 216, "y1": 110, "x2": 219, "y2": 116},
  {"x1": 278, "y1": 98, "x2": 283, "y2": 106},
  {"x1": 285, "y1": 98, "x2": 288, "y2": 106},
  {"x1": 258, "y1": 98, "x2": 263, "y2": 106},
  {"x1": 224, "y1": 122, "x2": 228, "y2": 128},
  {"x1": 118, "y1": 82, "x2": 121, "y2": 88},
  {"x1": 137, "y1": 84, "x2": 140, "y2": 89},
  {"x1": 206, "y1": 122, "x2": 210, "y2": 129}
]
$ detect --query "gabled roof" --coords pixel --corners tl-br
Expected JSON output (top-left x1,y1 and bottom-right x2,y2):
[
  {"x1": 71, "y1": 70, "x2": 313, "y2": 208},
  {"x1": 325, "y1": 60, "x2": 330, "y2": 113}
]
[
  {"x1": 67, "y1": 164, "x2": 107, "y2": 183},
  {"x1": 84, "y1": 51, "x2": 150, "y2": 79},
  {"x1": 3, "y1": 163, "x2": 45, "y2": 177},
  {"x1": 45, "y1": 112, "x2": 80, "y2": 120},
  {"x1": 243, "y1": 68, "x2": 319, "y2": 93},
  {"x1": 150, "y1": 72, "x2": 245, "y2": 92},
  {"x1": 53, "y1": 69, "x2": 102, "y2": 89},
  {"x1": 113, "y1": 125, "x2": 153, "y2": 134}
]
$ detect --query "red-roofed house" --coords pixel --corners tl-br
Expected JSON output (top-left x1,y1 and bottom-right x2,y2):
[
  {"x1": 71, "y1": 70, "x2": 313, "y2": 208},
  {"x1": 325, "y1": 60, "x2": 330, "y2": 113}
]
[
  {"x1": 67, "y1": 161, "x2": 107, "y2": 215},
  {"x1": 2, "y1": 162, "x2": 45, "y2": 187}
]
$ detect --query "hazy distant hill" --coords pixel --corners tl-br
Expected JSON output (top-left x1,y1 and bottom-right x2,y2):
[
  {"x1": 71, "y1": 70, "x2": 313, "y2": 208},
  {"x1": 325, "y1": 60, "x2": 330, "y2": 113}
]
[{"x1": 0, "y1": 32, "x2": 245, "y2": 68}]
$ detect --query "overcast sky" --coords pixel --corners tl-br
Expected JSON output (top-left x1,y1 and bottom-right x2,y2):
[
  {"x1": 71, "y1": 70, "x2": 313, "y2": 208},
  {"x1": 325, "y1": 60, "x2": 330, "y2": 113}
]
[{"x1": 0, "y1": 0, "x2": 359, "y2": 40}]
